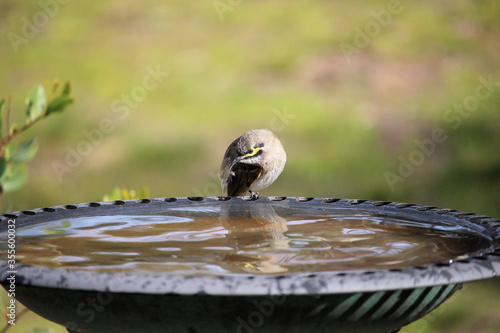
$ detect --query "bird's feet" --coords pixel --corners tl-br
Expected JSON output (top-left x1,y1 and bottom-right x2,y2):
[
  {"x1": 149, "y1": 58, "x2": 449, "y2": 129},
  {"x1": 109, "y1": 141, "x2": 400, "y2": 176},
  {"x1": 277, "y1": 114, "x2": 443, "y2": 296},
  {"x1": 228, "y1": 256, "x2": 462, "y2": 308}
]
[{"x1": 249, "y1": 191, "x2": 259, "y2": 200}]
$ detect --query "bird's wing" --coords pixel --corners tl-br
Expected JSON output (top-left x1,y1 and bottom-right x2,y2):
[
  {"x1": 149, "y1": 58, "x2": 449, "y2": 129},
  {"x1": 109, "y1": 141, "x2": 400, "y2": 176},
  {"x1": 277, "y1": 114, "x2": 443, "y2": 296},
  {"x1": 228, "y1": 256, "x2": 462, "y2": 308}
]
[
  {"x1": 219, "y1": 138, "x2": 240, "y2": 183},
  {"x1": 225, "y1": 163, "x2": 263, "y2": 196}
]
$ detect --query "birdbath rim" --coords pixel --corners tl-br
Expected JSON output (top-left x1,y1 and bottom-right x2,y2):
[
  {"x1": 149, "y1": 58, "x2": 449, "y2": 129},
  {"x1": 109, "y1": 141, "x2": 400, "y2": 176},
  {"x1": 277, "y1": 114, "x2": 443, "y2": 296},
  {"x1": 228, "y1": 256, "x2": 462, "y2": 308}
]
[{"x1": 1, "y1": 196, "x2": 500, "y2": 296}]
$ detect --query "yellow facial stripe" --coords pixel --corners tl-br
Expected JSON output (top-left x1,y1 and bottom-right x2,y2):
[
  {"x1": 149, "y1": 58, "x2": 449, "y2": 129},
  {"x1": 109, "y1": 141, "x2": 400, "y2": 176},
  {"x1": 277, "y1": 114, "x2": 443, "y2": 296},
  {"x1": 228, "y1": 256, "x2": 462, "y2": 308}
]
[{"x1": 244, "y1": 146, "x2": 261, "y2": 157}]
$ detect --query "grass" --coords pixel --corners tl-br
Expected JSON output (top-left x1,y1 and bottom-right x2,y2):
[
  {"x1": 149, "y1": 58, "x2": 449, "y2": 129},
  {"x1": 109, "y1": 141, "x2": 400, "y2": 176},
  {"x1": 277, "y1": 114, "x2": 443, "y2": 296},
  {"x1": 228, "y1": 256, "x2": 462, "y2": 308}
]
[{"x1": 1, "y1": 0, "x2": 500, "y2": 331}]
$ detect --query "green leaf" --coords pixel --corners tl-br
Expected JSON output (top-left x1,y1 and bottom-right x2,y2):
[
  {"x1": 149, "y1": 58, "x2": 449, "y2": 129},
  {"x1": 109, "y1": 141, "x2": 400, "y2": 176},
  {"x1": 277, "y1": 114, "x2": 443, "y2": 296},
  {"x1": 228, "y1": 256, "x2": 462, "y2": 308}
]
[
  {"x1": 138, "y1": 186, "x2": 150, "y2": 199},
  {"x1": 8, "y1": 123, "x2": 18, "y2": 136},
  {"x1": 46, "y1": 95, "x2": 73, "y2": 116},
  {"x1": 10, "y1": 138, "x2": 38, "y2": 163},
  {"x1": 52, "y1": 79, "x2": 60, "y2": 96},
  {"x1": 25, "y1": 85, "x2": 47, "y2": 122},
  {"x1": 122, "y1": 188, "x2": 131, "y2": 200},
  {"x1": 0, "y1": 162, "x2": 27, "y2": 193},
  {"x1": 62, "y1": 81, "x2": 71, "y2": 96},
  {"x1": 102, "y1": 187, "x2": 122, "y2": 201}
]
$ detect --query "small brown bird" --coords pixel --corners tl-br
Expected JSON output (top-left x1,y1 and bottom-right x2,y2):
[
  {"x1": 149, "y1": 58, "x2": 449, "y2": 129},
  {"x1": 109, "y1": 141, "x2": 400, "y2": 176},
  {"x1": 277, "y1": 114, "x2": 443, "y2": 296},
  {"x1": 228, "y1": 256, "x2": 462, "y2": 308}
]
[{"x1": 219, "y1": 129, "x2": 286, "y2": 199}]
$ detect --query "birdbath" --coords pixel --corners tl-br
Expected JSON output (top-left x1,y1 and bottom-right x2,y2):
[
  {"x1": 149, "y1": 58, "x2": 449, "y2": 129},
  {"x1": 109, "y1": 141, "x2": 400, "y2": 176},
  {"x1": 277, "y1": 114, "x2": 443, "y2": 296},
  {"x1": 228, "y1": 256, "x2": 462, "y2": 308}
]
[{"x1": 1, "y1": 197, "x2": 500, "y2": 333}]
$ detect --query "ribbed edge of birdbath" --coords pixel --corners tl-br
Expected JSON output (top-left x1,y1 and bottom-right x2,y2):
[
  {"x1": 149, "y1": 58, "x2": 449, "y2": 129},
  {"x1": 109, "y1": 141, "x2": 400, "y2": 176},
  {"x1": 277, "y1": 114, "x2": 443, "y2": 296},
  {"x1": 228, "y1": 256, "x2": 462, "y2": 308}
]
[{"x1": 1, "y1": 197, "x2": 499, "y2": 296}]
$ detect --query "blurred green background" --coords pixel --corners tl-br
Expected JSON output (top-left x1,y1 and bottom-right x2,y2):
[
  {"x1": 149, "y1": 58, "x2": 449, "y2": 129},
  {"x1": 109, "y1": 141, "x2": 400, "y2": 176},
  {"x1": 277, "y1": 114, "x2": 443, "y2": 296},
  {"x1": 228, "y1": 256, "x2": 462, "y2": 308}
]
[{"x1": 1, "y1": 0, "x2": 500, "y2": 332}]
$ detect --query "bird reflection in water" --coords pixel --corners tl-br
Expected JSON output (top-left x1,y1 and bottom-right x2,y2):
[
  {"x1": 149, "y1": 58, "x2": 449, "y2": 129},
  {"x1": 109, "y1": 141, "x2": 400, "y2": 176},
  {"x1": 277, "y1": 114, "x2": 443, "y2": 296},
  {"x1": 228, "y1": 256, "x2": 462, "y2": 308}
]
[{"x1": 219, "y1": 199, "x2": 290, "y2": 274}]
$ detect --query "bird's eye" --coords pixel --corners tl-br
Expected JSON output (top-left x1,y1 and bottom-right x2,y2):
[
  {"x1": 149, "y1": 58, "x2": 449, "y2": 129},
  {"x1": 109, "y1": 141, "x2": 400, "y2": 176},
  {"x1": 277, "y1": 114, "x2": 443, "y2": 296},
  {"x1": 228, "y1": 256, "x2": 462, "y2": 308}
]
[{"x1": 244, "y1": 146, "x2": 262, "y2": 157}]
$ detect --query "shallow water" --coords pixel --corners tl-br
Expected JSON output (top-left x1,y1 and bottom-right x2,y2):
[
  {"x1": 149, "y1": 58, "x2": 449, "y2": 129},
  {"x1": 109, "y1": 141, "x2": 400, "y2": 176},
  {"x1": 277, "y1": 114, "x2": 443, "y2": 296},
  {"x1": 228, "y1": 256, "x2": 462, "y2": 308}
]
[{"x1": 0, "y1": 210, "x2": 491, "y2": 276}]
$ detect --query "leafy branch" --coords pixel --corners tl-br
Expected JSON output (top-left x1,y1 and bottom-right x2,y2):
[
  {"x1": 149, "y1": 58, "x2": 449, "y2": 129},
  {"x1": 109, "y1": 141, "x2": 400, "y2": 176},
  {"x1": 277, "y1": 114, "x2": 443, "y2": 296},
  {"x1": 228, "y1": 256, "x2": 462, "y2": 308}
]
[{"x1": 0, "y1": 80, "x2": 73, "y2": 195}]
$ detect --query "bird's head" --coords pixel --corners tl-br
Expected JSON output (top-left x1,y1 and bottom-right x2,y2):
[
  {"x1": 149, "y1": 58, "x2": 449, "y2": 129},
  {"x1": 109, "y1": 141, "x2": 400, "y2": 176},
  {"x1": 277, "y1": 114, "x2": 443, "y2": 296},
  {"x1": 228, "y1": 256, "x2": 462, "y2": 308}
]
[{"x1": 229, "y1": 129, "x2": 277, "y2": 170}]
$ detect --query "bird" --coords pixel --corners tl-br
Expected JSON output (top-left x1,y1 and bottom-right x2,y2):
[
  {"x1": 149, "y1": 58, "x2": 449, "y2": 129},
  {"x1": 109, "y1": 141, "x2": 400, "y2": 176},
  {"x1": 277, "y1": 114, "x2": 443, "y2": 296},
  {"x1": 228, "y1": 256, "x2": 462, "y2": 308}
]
[{"x1": 219, "y1": 129, "x2": 286, "y2": 199}]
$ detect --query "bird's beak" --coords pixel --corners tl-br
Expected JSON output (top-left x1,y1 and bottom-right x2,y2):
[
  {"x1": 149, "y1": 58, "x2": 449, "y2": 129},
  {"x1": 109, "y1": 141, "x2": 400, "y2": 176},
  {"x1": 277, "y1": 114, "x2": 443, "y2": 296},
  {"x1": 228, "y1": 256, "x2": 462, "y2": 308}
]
[{"x1": 229, "y1": 156, "x2": 245, "y2": 172}]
